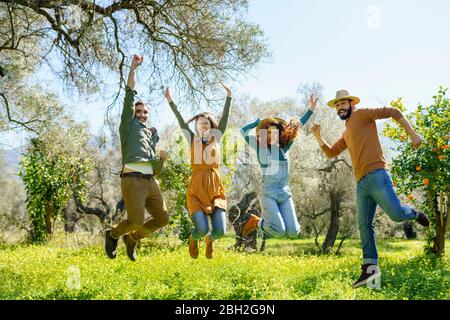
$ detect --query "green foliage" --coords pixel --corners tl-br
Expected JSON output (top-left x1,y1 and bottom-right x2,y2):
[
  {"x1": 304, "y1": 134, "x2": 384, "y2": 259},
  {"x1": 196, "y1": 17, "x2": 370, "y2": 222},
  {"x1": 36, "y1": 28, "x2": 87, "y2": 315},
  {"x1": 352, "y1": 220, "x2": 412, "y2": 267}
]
[
  {"x1": 158, "y1": 135, "x2": 192, "y2": 243},
  {"x1": 382, "y1": 87, "x2": 450, "y2": 254},
  {"x1": 18, "y1": 126, "x2": 93, "y2": 243},
  {"x1": 220, "y1": 128, "x2": 240, "y2": 193},
  {"x1": 0, "y1": 234, "x2": 448, "y2": 300}
]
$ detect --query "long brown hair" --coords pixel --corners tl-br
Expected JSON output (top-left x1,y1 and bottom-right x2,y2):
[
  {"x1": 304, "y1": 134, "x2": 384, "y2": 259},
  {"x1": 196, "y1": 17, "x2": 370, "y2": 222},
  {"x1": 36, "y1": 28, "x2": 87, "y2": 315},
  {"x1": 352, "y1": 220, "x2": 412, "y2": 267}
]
[{"x1": 187, "y1": 112, "x2": 219, "y2": 132}]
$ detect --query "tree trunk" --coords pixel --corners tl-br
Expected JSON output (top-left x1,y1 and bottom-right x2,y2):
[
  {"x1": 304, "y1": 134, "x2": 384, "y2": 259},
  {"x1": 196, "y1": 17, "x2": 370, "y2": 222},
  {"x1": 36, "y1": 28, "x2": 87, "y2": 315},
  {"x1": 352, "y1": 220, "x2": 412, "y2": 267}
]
[
  {"x1": 432, "y1": 193, "x2": 449, "y2": 255},
  {"x1": 322, "y1": 190, "x2": 342, "y2": 253},
  {"x1": 260, "y1": 233, "x2": 268, "y2": 252},
  {"x1": 228, "y1": 192, "x2": 260, "y2": 251},
  {"x1": 63, "y1": 200, "x2": 82, "y2": 233},
  {"x1": 44, "y1": 203, "x2": 52, "y2": 234}
]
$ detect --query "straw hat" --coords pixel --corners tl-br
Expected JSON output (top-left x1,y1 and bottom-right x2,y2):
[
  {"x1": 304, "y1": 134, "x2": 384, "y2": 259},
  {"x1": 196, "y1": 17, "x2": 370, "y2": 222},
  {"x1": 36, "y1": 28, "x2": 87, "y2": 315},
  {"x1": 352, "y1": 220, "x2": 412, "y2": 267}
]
[
  {"x1": 256, "y1": 117, "x2": 286, "y2": 135},
  {"x1": 327, "y1": 90, "x2": 360, "y2": 108}
]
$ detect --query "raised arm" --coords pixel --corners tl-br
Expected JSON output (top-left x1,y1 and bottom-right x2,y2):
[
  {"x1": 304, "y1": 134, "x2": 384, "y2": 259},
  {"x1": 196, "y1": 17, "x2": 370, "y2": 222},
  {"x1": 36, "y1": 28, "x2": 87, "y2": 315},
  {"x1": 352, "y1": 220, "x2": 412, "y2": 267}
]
[
  {"x1": 217, "y1": 83, "x2": 232, "y2": 134},
  {"x1": 240, "y1": 118, "x2": 261, "y2": 149},
  {"x1": 283, "y1": 95, "x2": 318, "y2": 151},
  {"x1": 311, "y1": 123, "x2": 347, "y2": 158},
  {"x1": 120, "y1": 55, "x2": 143, "y2": 134},
  {"x1": 127, "y1": 55, "x2": 142, "y2": 91},
  {"x1": 300, "y1": 94, "x2": 318, "y2": 125},
  {"x1": 164, "y1": 87, "x2": 194, "y2": 141},
  {"x1": 397, "y1": 116, "x2": 423, "y2": 149},
  {"x1": 361, "y1": 107, "x2": 423, "y2": 148}
]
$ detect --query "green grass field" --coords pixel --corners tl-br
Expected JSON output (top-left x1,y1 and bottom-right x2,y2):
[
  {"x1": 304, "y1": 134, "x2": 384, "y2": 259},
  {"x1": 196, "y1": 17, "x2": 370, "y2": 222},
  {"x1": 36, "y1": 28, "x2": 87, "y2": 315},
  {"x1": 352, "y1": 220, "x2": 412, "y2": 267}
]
[{"x1": 0, "y1": 233, "x2": 448, "y2": 300}]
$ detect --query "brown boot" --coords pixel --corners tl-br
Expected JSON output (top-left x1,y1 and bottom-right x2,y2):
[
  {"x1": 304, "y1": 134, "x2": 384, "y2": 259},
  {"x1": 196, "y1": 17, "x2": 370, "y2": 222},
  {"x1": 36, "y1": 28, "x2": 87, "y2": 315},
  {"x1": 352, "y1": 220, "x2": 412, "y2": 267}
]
[
  {"x1": 205, "y1": 235, "x2": 214, "y2": 259},
  {"x1": 188, "y1": 236, "x2": 199, "y2": 259},
  {"x1": 242, "y1": 214, "x2": 261, "y2": 237}
]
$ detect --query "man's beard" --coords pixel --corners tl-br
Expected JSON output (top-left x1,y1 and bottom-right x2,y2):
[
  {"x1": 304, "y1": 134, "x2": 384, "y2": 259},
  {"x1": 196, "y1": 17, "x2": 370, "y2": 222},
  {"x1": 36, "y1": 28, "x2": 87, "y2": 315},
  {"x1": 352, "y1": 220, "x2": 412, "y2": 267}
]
[{"x1": 338, "y1": 107, "x2": 352, "y2": 120}]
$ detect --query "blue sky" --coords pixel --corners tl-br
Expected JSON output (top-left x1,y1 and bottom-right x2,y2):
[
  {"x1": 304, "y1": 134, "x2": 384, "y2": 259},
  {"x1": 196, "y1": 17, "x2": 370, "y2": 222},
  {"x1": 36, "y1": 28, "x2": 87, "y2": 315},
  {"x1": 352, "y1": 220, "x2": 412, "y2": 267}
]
[
  {"x1": 2, "y1": 0, "x2": 450, "y2": 149},
  {"x1": 241, "y1": 0, "x2": 450, "y2": 105}
]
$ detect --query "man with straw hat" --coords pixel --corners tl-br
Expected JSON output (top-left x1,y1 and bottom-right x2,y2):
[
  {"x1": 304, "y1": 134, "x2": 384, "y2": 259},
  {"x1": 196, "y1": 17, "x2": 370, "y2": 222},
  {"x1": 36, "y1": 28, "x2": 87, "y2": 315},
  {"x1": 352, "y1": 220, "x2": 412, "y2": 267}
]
[{"x1": 310, "y1": 89, "x2": 430, "y2": 289}]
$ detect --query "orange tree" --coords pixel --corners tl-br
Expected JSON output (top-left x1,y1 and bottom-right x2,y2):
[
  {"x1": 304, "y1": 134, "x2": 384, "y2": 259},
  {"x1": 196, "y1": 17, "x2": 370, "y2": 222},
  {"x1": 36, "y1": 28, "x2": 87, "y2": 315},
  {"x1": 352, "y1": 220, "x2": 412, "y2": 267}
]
[{"x1": 383, "y1": 87, "x2": 449, "y2": 256}]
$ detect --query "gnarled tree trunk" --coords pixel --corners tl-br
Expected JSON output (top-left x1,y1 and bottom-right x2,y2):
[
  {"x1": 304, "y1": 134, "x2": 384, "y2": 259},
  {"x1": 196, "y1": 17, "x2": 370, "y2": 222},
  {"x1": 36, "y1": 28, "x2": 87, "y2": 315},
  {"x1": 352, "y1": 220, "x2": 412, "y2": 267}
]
[
  {"x1": 228, "y1": 192, "x2": 262, "y2": 252},
  {"x1": 322, "y1": 190, "x2": 342, "y2": 253}
]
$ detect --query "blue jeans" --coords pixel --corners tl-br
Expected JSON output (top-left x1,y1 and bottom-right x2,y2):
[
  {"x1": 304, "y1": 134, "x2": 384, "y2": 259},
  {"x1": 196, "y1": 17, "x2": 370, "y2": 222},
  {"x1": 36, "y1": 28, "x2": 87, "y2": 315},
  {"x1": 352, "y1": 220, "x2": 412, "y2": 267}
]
[
  {"x1": 191, "y1": 208, "x2": 226, "y2": 241},
  {"x1": 260, "y1": 160, "x2": 300, "y2": 238},
  {"x1": 260, "y1": 194, "x2": 300, "y2": 238},
  {"x1": 356, "y1": 169, "x2": 418, "y2": 265}
]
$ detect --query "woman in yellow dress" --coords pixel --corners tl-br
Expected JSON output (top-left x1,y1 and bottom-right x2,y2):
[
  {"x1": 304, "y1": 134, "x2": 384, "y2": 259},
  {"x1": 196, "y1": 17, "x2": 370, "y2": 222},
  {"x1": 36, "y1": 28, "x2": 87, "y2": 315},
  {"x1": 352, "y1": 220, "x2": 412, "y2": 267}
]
[{"x1": 164, "y1": 84, "x2": 232, "y2": 259}]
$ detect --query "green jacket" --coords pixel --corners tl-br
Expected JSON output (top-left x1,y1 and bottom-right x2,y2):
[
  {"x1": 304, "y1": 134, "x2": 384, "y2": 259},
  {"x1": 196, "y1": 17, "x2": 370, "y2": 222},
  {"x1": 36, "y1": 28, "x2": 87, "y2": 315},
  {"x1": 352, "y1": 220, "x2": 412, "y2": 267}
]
[{"x1": 119, "y1": 86, "x2": 159, "y2": 164}]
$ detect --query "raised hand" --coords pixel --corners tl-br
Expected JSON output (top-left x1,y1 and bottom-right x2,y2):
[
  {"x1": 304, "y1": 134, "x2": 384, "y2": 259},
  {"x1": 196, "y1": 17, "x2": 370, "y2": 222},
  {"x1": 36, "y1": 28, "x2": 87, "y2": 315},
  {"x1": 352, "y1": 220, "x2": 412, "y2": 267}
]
[
  {"x1": 311, "y1": 123, "x2": 321, "y2": 136},
  {"x1": 131, "y1": 55, "x2": 144, "y2": 69},
  {"x1": 309, "y1": 95, "x2": 319, "y2": 110},
  {"x1": 127, "y1": 55, "x2": 143, "y2": 89},
  {"x1": 411, "y1": 133, "x2": 423, "y2": 149},
  {"x1": 288, "y1": 117, "x2": 301, "y2": 129},
  {"x1": 164, "y1": 87, "x2": 173, "y2": 103},
  {"x1": 220, "y1": 82, "x2": 232, "y2": 97}
]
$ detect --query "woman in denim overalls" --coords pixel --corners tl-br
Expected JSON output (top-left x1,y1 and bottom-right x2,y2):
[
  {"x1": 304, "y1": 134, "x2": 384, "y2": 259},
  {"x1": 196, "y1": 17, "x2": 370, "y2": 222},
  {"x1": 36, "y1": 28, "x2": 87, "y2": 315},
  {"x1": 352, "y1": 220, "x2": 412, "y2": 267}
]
[{"x1": 240, "y1": 95, "x2": 318, "y2": 238}]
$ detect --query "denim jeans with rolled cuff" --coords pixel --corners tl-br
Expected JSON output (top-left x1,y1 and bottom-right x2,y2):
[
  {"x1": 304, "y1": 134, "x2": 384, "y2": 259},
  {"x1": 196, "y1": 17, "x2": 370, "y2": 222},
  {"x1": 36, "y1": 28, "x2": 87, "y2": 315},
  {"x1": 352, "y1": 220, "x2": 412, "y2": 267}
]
[{"x1": 356, "y1": 169, "x2": 418, "y2": 265}]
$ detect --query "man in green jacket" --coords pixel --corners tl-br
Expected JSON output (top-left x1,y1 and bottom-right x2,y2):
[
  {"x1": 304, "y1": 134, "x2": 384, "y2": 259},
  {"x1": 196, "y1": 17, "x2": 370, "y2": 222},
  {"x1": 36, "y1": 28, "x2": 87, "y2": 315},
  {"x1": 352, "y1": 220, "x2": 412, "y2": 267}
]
[{"x1": 105, "y1": 55, "x2": 169, "y2": 261}]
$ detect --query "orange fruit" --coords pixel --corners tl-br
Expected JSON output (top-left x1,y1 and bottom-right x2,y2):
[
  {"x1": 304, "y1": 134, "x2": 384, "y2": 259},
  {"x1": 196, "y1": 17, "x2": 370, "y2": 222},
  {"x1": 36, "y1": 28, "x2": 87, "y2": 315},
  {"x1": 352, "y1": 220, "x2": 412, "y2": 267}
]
[
  {"x1": 433, "y1": 147, "x2": 438, "y2": 152},
  {"x1": 438, "y1": 155, "x2": 444, "y2": 161},
  {"x1": 423, "y1": 178, "x2": 430, "y2": 186},
  {"x1": 407, "y1": 195, "x2": 414, "y2": 201},
  {"x1": 416, "y1": 166, "x2": 422, "y2": 171}
]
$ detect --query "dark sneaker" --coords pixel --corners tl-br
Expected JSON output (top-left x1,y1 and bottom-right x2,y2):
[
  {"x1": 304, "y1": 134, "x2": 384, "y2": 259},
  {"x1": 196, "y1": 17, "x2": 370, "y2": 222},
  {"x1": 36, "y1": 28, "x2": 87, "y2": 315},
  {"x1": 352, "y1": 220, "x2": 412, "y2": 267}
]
[
  {"x1": 242, "y1": 214, "x2": 261, "y2": 237},
  {"x1": 205, "y1": 235, "x2": 214, "y2": 259},
  {"x1": 188, "y1": 236, "x2": 199, "y2": 259},
  {"x1": 352, "y1": 264, "x2": 381, "y2": 289},
  {"x1": 123, "y1": 234, "x2": 137, "y2": 262},
  {"x1": 104, "y1": 229, "x2": 118, "y2": 259},
  {"x1": 415, "y1": 210, "x2": 430, "y2": 227}
]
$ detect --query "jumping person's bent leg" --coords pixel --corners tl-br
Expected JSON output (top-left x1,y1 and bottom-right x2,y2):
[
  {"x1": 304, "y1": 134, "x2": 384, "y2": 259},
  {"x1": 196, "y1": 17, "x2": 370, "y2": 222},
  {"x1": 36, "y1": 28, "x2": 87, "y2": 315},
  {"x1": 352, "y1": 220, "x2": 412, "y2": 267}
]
[
  {"x1": 210, "y1": 207, "x2": 227, "y2": 241},
  {"x1": 278, "y1": 196, "x2": 300, "y2": 239},
  {"x1": 111, "y1": 177, "x2": 148, "y2": 240},
  {"x1": 260, "y1": 195, "x2": 286, "y2": 238},
  {"x1": 132, "y1": 178, "x2": 169, "y2": 241},
  {"x1": 368, "y1": 170, "x2": 417, "y2": 222},
  {"x1": 190, "y1": 211, "x2": 209, "y2": 240},
  {"x1": 356, "y1": 181, "x2": 379, "y2": 266}
]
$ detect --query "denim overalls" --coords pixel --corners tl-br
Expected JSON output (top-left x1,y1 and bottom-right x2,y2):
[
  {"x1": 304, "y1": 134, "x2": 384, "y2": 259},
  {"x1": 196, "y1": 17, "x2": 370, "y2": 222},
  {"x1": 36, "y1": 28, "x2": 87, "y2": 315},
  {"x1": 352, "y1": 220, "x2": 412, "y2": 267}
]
[
  {"x1": 241, "y1": 111, "x2": 314, "y2": 238},
  {"x1": 259, "y1": 156, "x2": 300, "y2": 238}
]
